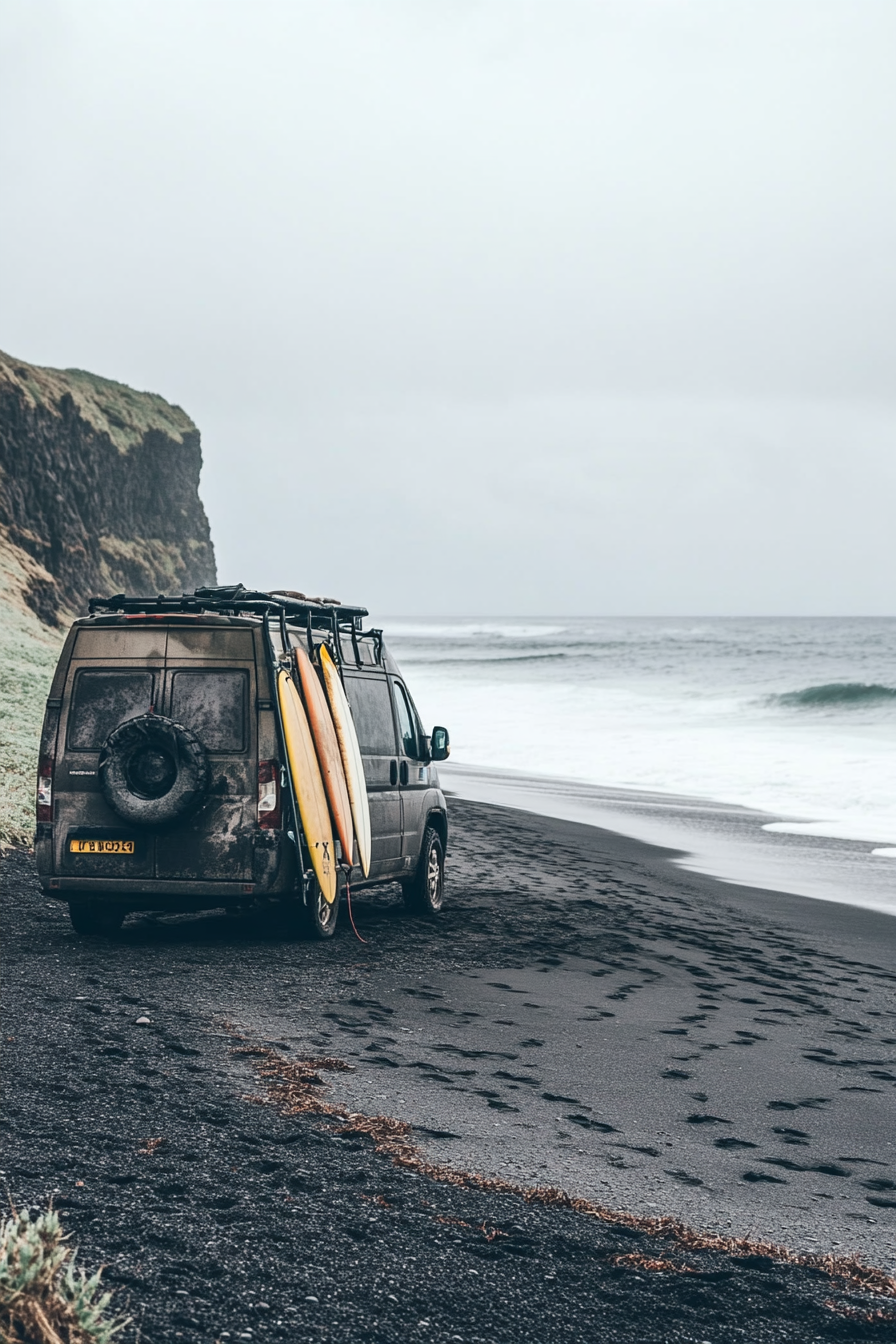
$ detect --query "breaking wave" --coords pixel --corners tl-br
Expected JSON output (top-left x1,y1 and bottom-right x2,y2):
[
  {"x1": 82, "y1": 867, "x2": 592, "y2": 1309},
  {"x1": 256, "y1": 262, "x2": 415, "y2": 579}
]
[
  {"x1": 773, "y1": 682, "x2": 896, "y2": 709},
  {"x1": 400, "y1": 650, "x2": 573, "y2": 666}
]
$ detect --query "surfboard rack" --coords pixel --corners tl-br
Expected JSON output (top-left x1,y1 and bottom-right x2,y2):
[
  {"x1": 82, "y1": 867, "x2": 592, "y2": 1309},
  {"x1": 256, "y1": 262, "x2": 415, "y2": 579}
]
[
  {"x1": 88, "y1": 585, "x2": 368, "y2": 623},
  {"x1": 87, "y1": 585, "x2": 388, "y2": 670}
]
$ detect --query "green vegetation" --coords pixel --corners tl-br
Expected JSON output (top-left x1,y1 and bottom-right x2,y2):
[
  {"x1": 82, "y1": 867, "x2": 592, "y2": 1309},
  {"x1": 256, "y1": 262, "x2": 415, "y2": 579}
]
[
  {"x1": 0, "y1": 550, "x2": 63, "y2": 849},
  {"x1": 97, "y1": 534, "x2": 199, "y2": 594},
  {"x1": 0, "y1": 349, "x2": 196, "y2": 455},
  {"x1": 0, "y1": 1206, "x2": 126, "y2": 1344}
]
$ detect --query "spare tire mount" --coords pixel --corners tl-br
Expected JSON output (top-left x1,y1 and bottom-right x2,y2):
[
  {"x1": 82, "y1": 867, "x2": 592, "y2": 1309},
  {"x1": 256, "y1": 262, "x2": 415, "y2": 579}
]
[{"x1": 98, "y1": 714, "x2": 209, "y2": 828}]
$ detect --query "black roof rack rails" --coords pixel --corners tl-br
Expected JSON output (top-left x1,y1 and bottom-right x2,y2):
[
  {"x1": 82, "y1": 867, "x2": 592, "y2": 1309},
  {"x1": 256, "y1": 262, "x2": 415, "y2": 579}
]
[{"x1": 87, "y1": 584, "x2": 368, "y2": 626}]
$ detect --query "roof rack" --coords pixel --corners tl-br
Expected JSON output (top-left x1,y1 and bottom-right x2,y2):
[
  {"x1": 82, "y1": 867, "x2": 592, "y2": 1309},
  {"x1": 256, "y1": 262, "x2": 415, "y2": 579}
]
[
  {"x1": 87, "y1": 584, "x2": 368, "y2": 626},
  {"x1": 85, "y1": 584, "x2": 387, "y2": 670}
]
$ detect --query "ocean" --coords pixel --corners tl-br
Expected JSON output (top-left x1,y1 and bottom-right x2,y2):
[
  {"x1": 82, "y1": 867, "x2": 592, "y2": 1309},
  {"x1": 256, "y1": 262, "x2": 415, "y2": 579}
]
[{"x1": 383, "y1": 617, "x2": 896, "y2": 915}]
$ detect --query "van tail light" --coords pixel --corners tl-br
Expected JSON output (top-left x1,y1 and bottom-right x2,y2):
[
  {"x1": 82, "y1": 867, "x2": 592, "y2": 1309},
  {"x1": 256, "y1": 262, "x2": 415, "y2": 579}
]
[
  {"x1": 37, "y1": 754, "x2": 54, "y2": 822},
  {"x1": 257, "y1": 760, "x2": 281, "y2": 829}
]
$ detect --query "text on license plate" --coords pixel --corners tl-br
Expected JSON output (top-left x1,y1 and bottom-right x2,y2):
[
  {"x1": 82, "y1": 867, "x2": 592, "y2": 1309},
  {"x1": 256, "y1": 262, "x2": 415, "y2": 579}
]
[{"x1": 69, "y1": 839, "x2": 135, "y2": 854}]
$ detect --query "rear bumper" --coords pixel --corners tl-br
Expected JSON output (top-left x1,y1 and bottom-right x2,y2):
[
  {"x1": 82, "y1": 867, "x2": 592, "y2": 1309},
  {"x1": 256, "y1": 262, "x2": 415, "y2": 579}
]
[
  {"x1": 36, "y1": 822, "x2": 296, "y2": 903},
  {"x1": 41, "y1": 877, "x2": 266, "y2": 906}
]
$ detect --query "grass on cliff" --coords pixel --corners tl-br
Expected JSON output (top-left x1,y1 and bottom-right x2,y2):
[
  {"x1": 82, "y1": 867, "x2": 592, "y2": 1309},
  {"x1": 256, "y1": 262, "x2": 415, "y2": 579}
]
[
  {"x1": 0, "y1": 582, "x2": 64, "y2": 851},
  {"x1": 0, "y1": 349, "x2": 196, "y2": 456}
]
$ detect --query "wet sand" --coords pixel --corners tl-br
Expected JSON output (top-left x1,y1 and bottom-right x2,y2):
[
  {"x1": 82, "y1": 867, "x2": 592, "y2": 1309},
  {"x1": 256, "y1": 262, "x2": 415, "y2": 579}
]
[
  {"x1": 240, "y1": 797, "x2": 896, "y2": 1264},
  {"x1": 440, "y1": 760, "x2": 896, "y2": 916}
]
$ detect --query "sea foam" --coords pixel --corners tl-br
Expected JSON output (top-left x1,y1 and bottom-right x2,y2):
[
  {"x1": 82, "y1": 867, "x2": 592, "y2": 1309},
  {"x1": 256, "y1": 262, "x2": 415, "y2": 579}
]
[{"x1": 386, "y1": 615, "x2": 896, "y2": 853}]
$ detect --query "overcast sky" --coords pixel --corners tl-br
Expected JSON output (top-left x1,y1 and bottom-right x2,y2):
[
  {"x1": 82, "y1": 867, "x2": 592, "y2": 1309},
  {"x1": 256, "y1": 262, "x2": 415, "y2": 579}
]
[{"x1": 2, "y1": 1, "x2": 895, "y2": 615}]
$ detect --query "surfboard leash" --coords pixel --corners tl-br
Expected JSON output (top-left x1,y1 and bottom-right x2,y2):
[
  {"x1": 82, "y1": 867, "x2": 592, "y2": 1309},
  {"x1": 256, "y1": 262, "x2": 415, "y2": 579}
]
[{"x1": 342, "y1": 867, "x2": 368, "y2": 944}]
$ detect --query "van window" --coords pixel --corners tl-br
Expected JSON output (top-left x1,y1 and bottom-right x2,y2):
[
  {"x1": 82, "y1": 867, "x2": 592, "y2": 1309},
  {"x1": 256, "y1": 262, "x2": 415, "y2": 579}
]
[
  {"x1": 392, "y1": 682, "x2": 420, "y2": 759},
  {"x1": 170, "y1": 670, "x2": 248, "y2": 751},
  {"x1": 68, "y1": 671, "x2": 155, "y2": 750},
  {"x1": 345, "y1": 675, "x2": 396, "y2": 756}
]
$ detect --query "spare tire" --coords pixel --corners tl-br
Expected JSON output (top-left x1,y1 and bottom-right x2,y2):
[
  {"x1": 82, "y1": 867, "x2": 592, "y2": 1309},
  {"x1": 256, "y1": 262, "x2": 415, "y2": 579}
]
[{"x1": 99, "y1": 714, "x2": 209, "y2": 828}]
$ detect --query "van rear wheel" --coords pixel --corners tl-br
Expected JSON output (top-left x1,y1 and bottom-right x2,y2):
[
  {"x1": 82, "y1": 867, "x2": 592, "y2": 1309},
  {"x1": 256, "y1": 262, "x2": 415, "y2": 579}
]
[
  {"x1": 402, "y1": 825, "x2": 445, "y2": 916},
  {"x1": 68, "y1": 902, "x2": 125, "y2": 936},
  {"x1": 301, "y1": 880, "x2": 341, "y2": 939}
]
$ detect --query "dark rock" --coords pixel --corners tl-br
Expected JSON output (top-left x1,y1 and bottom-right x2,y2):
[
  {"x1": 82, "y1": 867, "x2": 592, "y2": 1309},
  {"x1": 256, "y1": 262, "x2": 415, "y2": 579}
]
[{"x1": 0, "y1": 349, "x2": 215, "y2": 623}]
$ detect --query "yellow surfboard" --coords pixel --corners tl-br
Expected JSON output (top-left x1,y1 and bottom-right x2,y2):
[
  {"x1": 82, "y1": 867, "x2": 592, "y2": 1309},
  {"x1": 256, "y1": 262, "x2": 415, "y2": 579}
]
[
  {"x1": 319, "y1": 645, "x2": 372, "y2": 878},
  {"x1": 277, "y1": 668, "x2": 337, "y2": 904},
  {"x1": 294, "y1": 643, "x2": 354, "y2": 866}
]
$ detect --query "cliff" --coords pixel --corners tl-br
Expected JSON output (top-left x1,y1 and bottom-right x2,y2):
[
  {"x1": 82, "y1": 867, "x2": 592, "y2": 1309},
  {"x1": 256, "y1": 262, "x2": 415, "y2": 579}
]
[
  {"x1": 0, "y1": 350, "x2": 216, "y2": 625},
  {"x1": 0, "y1": 350, "x2": 217, "y2": 847}
]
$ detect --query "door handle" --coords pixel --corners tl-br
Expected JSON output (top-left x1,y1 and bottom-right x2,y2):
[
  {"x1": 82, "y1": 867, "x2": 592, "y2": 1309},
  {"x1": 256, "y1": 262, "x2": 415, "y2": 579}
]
[
  {"x1": 400, "y1": 761, "x2": 409, "y2": 785},
  {"x1": 390, "y1": 760, "x2": 398, "y2": 786}
]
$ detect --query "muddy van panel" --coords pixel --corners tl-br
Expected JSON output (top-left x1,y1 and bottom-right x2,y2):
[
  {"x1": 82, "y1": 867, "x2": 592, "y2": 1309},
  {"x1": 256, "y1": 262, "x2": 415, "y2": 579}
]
[
  {"x1": 54, "y1": 645, "x2": 166, "y2": 881},
  {"x1": 164, "y1": 625, "x2": 255, "y2": 661},
  {"x1": 72, "y1": 625, "x2": 167, "y2": 661},
  {"x1": 45, "y1": 619, "x2": 269, "y2": 896},
  {"x1": 155, "y1": 662, "x2": 255, "y2": 882}
]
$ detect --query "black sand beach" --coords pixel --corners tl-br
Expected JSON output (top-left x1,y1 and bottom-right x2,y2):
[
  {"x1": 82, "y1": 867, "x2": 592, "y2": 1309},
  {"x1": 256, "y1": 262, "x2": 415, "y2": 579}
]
[{"x1": 4, "y1": 797, "x2": 896, "y2": 1342}]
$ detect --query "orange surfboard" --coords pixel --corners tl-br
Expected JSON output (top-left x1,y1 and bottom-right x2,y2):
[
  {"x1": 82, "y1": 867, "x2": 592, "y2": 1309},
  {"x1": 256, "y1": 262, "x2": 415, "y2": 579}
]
[{"x1": 294, "y1": 644, "x2": 355, "y2": 867}]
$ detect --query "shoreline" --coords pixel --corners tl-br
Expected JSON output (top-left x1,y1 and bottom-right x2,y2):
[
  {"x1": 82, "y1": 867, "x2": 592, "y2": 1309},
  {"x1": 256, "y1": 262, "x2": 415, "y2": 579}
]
[{"x1": 439, "y1": 759, "x2": 896, "y2": 918}]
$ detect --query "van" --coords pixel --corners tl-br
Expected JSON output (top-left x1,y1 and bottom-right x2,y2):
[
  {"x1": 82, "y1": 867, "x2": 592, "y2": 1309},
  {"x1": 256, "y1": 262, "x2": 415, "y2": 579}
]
[{"x1": 34, "y1": 586, "x2": 450, "y2": 936}]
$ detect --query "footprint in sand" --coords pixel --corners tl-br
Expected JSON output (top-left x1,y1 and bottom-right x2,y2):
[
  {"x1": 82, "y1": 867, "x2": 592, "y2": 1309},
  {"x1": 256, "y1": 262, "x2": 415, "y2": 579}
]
[
  {"x1": 432, "y1": 1044, "x2": 518, "y2": 1061},
  {"x1": 767, "y1": 1097, "x2": 830, "y2": 1111},
  {"x1": 566, "y1": 1113, "x2": 618, "y2": 1134},
  {"x1": 772, "y1": 1126, "x2": 810, "y2": 1145},
  {"x1": 347, "y1": 997, "x2": 395, "y2": 1014},
  {"x1": 665, "y1": 1169, "x2": 704, "y2": 1187}
]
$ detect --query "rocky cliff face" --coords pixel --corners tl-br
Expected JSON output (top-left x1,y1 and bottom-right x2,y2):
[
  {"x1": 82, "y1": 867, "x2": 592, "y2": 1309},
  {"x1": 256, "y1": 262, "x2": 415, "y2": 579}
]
[{"x1": 0, "y1": 350, "x2": 216, "y2": 624}]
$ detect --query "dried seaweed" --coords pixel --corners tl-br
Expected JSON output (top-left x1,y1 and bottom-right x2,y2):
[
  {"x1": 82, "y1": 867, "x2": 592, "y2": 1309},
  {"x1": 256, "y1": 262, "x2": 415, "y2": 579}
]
[{"x1": 235, "y1": 1040, "x2": 896, "y2": 1303}]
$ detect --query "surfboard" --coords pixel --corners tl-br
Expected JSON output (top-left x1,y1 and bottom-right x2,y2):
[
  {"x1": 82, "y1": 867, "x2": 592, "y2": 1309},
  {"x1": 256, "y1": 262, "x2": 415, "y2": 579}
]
[
  {"x1": 276, "y1": 668, "x2": 337, "y2": 904},
  {"x1": 293, "y1": 643, "x2": 354, "y2": 866},
  {"x1": 319, "y1": 644, "x2": 372, "y2": 878}
]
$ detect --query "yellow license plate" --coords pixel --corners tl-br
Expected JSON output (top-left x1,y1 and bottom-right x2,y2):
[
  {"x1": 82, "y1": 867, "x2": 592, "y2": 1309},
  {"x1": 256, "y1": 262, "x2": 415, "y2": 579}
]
[{"x1": 69, "y1": 839, "x2": 135, "y2": 855}]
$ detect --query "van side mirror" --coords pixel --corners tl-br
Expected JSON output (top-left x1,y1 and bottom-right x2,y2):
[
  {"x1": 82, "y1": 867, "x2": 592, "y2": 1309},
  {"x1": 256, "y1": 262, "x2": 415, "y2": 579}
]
[{"x1": 430, "y1": 726, "x2": 450, "y2": 761}]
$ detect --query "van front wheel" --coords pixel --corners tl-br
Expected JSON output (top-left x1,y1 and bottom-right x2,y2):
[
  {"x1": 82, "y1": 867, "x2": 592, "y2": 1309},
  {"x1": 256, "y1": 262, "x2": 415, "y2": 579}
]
[
  {"x1": 68, "y1": 902, "x2": 125, "y2": 936},
  {"x1": 403, "y1": 825, "x2": 445, "y2": 916}
]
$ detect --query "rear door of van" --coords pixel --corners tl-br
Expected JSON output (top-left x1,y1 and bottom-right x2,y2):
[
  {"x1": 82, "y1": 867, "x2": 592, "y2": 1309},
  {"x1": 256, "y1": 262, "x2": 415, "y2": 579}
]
[
  {"x1": 55, "y1": 622, "x2": 256, "y2": 886},
  {"x1": 56, "y1": 625, "x2": 165, "y2": 881},
  {"x1": 154, "y1": 624, "x2": 256, "y2": 882}
]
